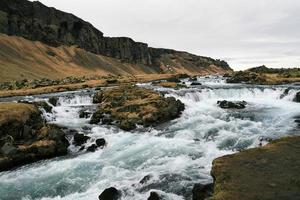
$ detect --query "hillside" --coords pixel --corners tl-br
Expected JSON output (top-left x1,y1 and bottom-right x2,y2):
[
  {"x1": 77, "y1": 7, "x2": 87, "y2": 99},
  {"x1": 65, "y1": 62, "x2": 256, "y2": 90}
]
[{"x1": 0, "y1": 0, "x2": 232, "y2": 82}]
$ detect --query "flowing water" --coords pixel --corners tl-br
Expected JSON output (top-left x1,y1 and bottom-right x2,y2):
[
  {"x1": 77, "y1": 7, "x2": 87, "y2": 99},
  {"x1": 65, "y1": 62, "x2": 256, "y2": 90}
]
[{"x1": 0, "y1": 77, "x2": 300, "y2": 200}]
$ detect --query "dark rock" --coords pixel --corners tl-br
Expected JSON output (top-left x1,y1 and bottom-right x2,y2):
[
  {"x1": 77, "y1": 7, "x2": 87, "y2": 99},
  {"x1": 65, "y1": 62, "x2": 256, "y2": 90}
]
[
  {"x1": 98, "y1": 187, "x2": 121, "y2": 200},
  {"x1": 192, "y1": 183, "x2": 214, "y2": 200},
  {"x1": 119, "y1": 120, "x2": 136, "y2": 131},
  {"x1": 93, "y1": 92, "x2": 104, "y2": 104},
  {"x1": 1, "y1": 142, "x2": 18, "y2": 156},
  {"x1": 106, "y1": 79, "x2": 118, "y2": 84},
  {"x1": 294, "y1": 91, "x2": 300, "y2": 102},
  {"x1": 190, "y1": 82, "x2": 202, "y2": 86},
  {"x1": 96, "y1": 138, "x2": 106, "y2": 147},
  {"x1": 147, "y1": 192, "x2": 161, "y2": 200},
  {"x1": 166, "y1": 77, "x2": 181, "y2": 83},
  {"x1": 139, "y1": 174, "x2": 153, "y2": 184},
  {"x1": 87, "y1": 144, "x2": 97, "y2": 152},
  {"x1": 217, "y1": 100, "x2": 247, "y2": 109},
  {"x1": 34, "y1": 101, "x2": 53, "y2": 113},
  {"x1": 79, "y1": 110, "x2": 91, "y2": 118},
  {"x1": 227, "y1": 71, "x2": 266, "y2": 84},
  {"x1": 48, "y1": 97, "x2": 59, "y2": 106},
  {"x1": 90, "y1": 110, "x2": 104, "y2": 124},
  {"x1": 73, "y1": 133, "x2": 90, "y2": 146}
]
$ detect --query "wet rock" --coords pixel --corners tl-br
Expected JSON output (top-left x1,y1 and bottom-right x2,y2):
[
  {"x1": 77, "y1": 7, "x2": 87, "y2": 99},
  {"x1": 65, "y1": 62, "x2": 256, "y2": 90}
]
[
  {"x1": 119, "y1": 120, "x2": 136, "y2": 131},
  {"x1": 87, "y1": 144, "x2": 97, "y2": 152},
  {"x1": 190, "y1": 82, "x2": 202, "y2": 86},
  {"x1": 73, "y1": 133, "x2": 90, "y2": 146},
  {"x1": 217, "y1": 100, "x2": 247, "y2": 109},
  {"x1": 98, "y1": 187, "x2": 121, "y2": 200},
  {"x1": 294, "y1": 91, "x2": 300, "y2": 102},
  {"x1": 96, "y1": 138, "x2": 106, "y2": 147},
  {"x1": 34, "y1": 101, "x2": 53, "y2": 113},
  {"x1": 140, "y1": 174, "x2": 153, "y2": 184},
  {"x1": 48, "y1": 97, "x2": 59, "y2": 106},
  {"x1": 79, "y1": 110, "x2": 91, "y2": 118},
  {"x1": 93, "y1": 92, "x2": 104, "y2": 104},
  {"x1": 90, "y1": 110, "x2": 104, "y2": 124},
  {"x1": 192, "y1": 183, "x2": 213, "y2": 200},
  {"x1": 147, "y1": 192, "x2": 161, "y2": 200},
  {"x1": 1, "y1": 142, "x2": 18, "y2": 156}
]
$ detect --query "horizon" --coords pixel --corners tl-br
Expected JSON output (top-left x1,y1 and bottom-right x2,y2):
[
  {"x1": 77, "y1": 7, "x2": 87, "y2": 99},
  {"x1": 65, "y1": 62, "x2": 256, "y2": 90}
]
[{"x1": 28, "y1": 0, "x2": 300, "y2": 70}]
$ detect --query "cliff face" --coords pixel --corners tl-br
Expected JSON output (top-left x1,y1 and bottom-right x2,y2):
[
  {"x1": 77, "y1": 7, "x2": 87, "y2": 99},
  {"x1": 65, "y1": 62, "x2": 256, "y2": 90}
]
[{"x1": 0, "y1": 0, "x2": 232, "y2": 73}]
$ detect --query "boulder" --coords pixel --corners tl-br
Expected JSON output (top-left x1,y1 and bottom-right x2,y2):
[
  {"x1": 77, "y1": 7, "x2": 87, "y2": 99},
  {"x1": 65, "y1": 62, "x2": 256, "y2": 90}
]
[
  {"x1": 34, "y1": 101, "x2": 53, "y2": 113},
  {"x1": 48, "y1": 97, "x2": 59, "y2": 106},
  {"x1": 1, "y1": 142, "x2": 18, "y2": 156},
  {"x1": 87, "y1": 144, "x2": 97, "y2": 152},
  {"x1": 98, "y1": 187, "x2": 121, "y2": 200},
  {"x1": 294, "y1": 91, "x2": 300, "y2": 102},
  {"x1": 190, "y1": 82, "x2": 202, "y2": 86},
  {"x1": 96, "y1": 138, "x2": 106, "y2": 147},
  {"x1": 147, "y1": 192, "x2": 161, "y2": 200},
  {"x1": 217, "y1": 100, "x2": 247, "y2": 109},
  {"x1": 192, "y1": 183, "x2": 213, "y2": 200},
  {"x1": 79, "y1": 110, "x2": 91, "y2": 118},
  {"x1": 73, "y1": 133, "x2": 90, "y2": 146}
]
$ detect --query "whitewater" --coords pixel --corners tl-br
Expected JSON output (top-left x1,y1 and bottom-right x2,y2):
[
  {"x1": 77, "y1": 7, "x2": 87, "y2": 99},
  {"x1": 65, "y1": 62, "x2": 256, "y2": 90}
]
[{"x1": 0, "y1": 77, "x2": 299, "y2": 200}]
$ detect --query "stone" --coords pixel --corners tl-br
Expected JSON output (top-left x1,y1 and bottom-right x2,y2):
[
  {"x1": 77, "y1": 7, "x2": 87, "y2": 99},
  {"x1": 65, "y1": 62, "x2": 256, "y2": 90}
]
[
  {"x1": 96, "y1": 138, "x2": 106, "y2": 147},
  {"x1": 73, "y1": 133, "x2": 90, "y2": 146},
  {"x1": 190, "y1": 82, "x2": 202, "y2": 86},
  {"x1": 294, "y1": 91, "x2": 300, "y2": 102},
  {"x1": 48, "y1": 97, "x2": 59, "y2": 106},
  {"x1": 192, "y1": 183, "x2": 213, "y2": 200},
  {"x1": 139, "y1": 174, "x2": 153, "y2": 184},
  {"x1": 0, "y1": 142, "x2": 18, "y2": 155},
  {"x1": 98, "y1": 187, "x2": 121, "y2": 200},
  {"x1": 147, "y1": 192, "x2": 161, "y2": 200},
  {"x1": 217, "y1": 100, "x2": 247, "y2": 109},
  {"x1": 79, "y1": 110, "x2": 90, "y2": 118},
  {"x1": 87, "y1": 144, "x2": 97, "y2": 152}
]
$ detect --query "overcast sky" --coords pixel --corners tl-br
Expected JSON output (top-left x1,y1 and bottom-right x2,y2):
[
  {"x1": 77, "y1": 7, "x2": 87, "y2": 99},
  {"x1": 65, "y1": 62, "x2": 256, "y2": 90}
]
[{"x1": 31, "y1": 0, "x2": 300, "y2": 70}]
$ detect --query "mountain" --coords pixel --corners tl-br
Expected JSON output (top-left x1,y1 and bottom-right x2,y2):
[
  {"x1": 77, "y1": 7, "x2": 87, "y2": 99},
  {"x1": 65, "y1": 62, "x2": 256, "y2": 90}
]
[{"x1": 0, "y1": 0, "x2": 232, "y2": 82}]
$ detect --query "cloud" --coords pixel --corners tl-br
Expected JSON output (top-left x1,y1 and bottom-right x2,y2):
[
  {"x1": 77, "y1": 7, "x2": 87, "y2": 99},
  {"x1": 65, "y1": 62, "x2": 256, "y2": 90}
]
[{"x1": 30, "y1": 0, "x2": 300, "y2": 70}]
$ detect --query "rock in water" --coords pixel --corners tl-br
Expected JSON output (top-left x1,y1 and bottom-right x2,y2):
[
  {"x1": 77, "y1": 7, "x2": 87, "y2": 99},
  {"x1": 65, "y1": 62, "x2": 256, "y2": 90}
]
[
  {"x1": 217, "y1": 100, "x2": 247, "y2": 109},
  {"x1": 294, "y1": 91, "x2": 300, "y2": 102},
  {"x1": 147, "y1": 192, "x2": 161, "y2": 200},
  {"x1": 192, "y1": 183, "x2": 214, "y2": 200},
  {"x1": 96, "y1": 138, "x2": 106, "y2": 147},
  {"x1": 48, "y1": 97, "x2": 59, "y2": 106},
  {"x1": 98, "y1": 187, "x2": 121, "y2": 200},
  {"x1": 87, "y1": 144, "x2": 97, "y2": 152},
  {"x1": 73, "y1": 133, "x2": 90, "y2": 146},
  {"x1": 90, "y1": 85, "x2": 185, "y2": 131}
]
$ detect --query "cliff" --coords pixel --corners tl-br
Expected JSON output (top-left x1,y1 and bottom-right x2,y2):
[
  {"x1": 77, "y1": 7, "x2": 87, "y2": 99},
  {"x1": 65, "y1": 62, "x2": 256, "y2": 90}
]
[{"x1": 0, "y1": 0, "x2": 231, "y2": 74}]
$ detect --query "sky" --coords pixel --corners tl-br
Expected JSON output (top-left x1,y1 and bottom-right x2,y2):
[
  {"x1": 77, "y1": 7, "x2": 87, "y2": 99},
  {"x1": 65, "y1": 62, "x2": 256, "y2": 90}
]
[{"x1": 30, "y1": 0, "x2": 300, "y2": 70}]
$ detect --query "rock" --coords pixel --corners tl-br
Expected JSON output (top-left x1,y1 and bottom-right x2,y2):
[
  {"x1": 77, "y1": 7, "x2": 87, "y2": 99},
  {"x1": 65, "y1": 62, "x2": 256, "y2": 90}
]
[
  {"x1": 1, "y1": 142, "x2": 18, "y2": 156},
  {"x1": 192, "y1": 183, "x2": 213, "y2": 200},
  {"x1": 106, "y1": 79, "x2": 118, "y2": 84},
  {"x1": 166, "y1": 77, "x2": 181, "y2": 83},
  {"x1": 48, "y1": 97, "x2": 59, "y2": 106},
  {"x1": 147, "y1": 192, "x2": 161, "y2": 200},
  {"x1": 98, "y1": 187, "x2": 121, "y2": 200},
  {"x1": 217, "y1": 100, "x2": 247, "y2": 109},
  {"x1": 93, "y1": 92, "x2": 104, "y2": 104},
  {"x1": 91, "y1": 85, "x2": 185, "y2": 131},
  {"x1": 140, "y1": 174, "x2": 153, "y2": 184},
  {"x1": 294, "y1": 91, "x2": 300, "y2": 102},
  {"x1": 73, "y1": 133, "x2": 90, "y2": 146},
  {"x1": 34, "y1": 101, "x2": 53, "y2": 113},
  {"x1": 79, "y1": 110, "x2": 90, "y2": 118},
  {"x1": 210, "y1": 136, "x2": 300, "y2": 200},
  {"x1": 87, "y1": 144, "x2": 97, "y2": 152},
  {"x1": 96, "y1": 138, "x2": 106, "y2": 147},
  {"x1": 190, "y1": 82, "x2": 202, "y2": 86},
  {"x1": 227, "y1": 71, "x2": 267, "y2": 84}
]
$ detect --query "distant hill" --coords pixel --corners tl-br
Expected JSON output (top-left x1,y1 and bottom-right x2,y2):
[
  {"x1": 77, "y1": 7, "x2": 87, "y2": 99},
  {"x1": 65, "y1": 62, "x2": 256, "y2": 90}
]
[{"x1": 0, "y1": 0, "x2": 232, "y2": 82}]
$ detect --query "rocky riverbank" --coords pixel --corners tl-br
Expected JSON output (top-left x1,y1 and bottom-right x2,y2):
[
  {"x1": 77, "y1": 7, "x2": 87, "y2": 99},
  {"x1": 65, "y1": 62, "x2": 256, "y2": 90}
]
[
  {"x1": 206, "y1": 136, "x2": 300, "y2": 200},
  {"x1": 0, "y1": 102, "x2": 69, "y2": 171},
  {"x1": 90, "y1": 85, "x2": 185, "y2": 131}
]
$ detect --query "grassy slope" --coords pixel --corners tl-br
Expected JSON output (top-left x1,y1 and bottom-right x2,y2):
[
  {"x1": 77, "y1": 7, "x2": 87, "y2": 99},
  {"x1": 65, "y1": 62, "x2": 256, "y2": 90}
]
[{"x1": 0, "y1": 34, "x2": 230, "y2": 83}]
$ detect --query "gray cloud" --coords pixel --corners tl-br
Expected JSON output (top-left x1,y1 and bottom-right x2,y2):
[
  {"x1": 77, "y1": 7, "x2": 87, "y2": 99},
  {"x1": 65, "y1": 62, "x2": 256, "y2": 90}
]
[{"x1": 30, "y1": 0, "x2": 300, "y2": 70}]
